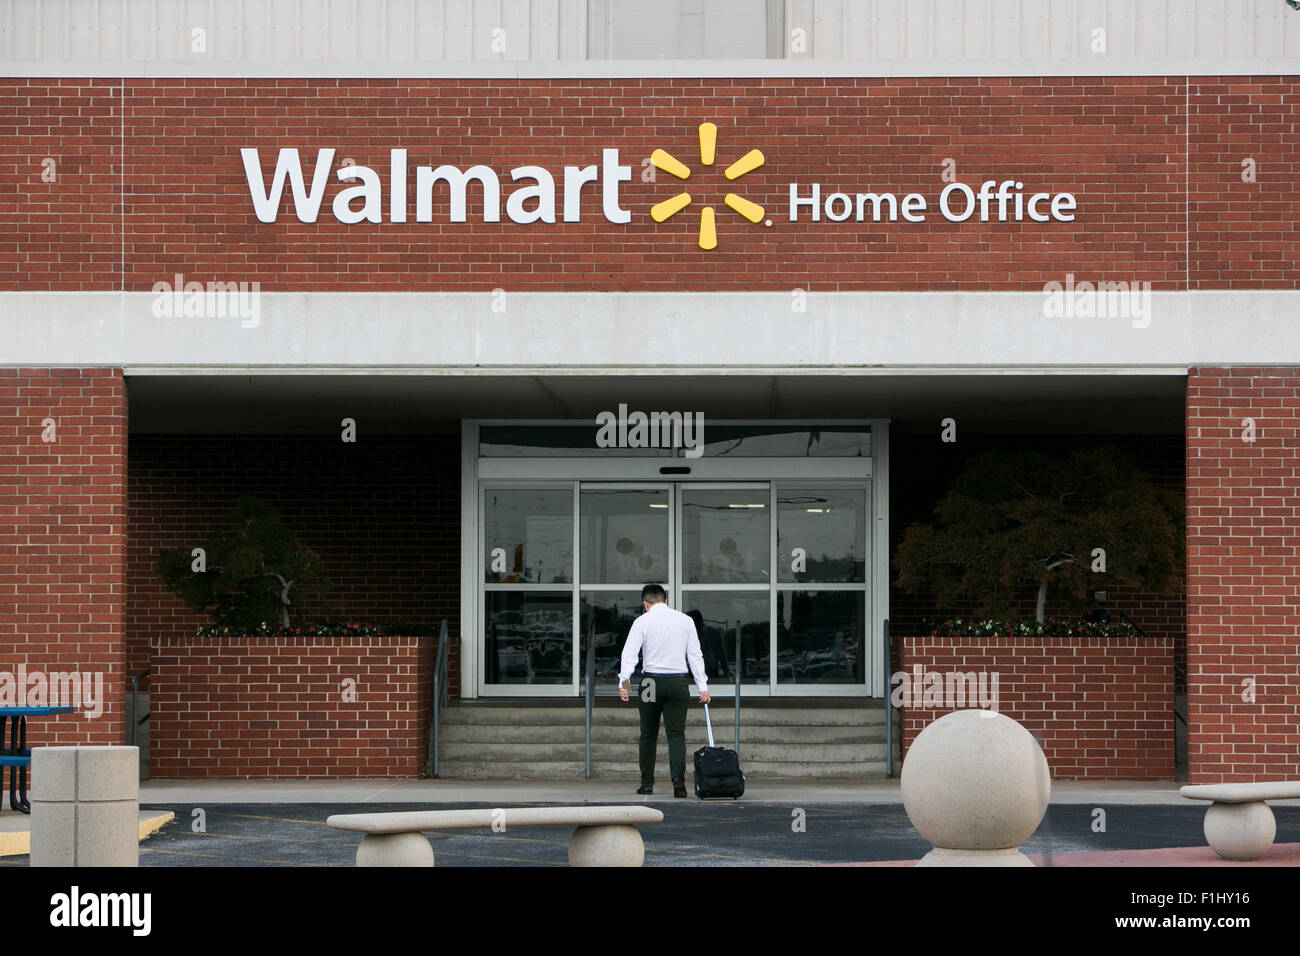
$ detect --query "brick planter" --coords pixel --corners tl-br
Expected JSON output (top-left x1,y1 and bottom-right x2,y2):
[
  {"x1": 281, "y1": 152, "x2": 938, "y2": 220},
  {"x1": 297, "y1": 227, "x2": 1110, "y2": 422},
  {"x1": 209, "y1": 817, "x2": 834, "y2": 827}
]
[
  {"x1": 150, "y1": 635, "x2": 432, "y2": 778},
  {"x1": 897, "y1": 635, "x2": 1176, "y2": 780}
]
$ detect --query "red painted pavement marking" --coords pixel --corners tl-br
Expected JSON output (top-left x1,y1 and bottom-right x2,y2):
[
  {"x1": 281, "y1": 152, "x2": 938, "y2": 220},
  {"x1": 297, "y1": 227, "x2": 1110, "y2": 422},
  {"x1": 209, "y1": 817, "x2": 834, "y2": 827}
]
[{"x1": 829, "y1": 842, "x2": 1300, "y2": 867}]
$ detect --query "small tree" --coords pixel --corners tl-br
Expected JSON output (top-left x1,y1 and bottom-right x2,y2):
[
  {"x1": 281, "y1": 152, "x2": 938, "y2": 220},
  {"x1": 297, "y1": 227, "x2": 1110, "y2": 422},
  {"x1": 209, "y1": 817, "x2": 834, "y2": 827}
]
[
  {"x1": 157, "y1": 496, "x2": 332, "y2": 631},
  {"x1": 896, "y1": 446, "x2": 1183, "y2": 622}
]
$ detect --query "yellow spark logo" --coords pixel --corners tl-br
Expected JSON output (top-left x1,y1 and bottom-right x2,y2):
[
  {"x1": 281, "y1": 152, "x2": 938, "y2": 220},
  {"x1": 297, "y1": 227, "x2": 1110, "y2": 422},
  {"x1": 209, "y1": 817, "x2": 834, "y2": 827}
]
[{"x1": 649, "y1": 122, "x2": 765, "y2": 250}]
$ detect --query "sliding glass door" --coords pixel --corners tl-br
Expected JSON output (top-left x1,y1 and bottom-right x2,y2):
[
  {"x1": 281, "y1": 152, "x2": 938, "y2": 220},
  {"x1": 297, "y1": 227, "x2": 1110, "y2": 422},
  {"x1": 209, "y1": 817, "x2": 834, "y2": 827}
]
[{"x1": 479, "y1": 478, "x2": 871, "y2": 697}]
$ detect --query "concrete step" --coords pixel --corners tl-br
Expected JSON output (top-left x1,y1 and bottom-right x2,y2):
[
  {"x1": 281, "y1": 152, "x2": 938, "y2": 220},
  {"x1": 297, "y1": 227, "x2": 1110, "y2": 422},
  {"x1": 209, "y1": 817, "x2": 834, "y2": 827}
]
[
  {"x1": 440, "y1": 741, "x2": 885, "y2": 763},
  {"x1": 591, "y1": 759, "x2": 889, "y2": 778},
  {"x1": 435, "y1": 701, "x2": 896, "y2": 779},
  {"x1": 440, "y1": 723, "x2": 883, "y2": 745},
  {"x1": 435, "y1": 759, "x2": 888, "y2": 779},
  {"x1": 442, "y1": 705, "x2": 886, "y2": 728}
]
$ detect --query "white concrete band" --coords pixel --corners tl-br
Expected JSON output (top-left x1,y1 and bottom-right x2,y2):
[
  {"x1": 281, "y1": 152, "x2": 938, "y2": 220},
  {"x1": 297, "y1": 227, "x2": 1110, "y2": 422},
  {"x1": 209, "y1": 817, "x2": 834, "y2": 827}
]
[{"x1": 2, "y1": 290, "x2": 1299, "y2": 372}]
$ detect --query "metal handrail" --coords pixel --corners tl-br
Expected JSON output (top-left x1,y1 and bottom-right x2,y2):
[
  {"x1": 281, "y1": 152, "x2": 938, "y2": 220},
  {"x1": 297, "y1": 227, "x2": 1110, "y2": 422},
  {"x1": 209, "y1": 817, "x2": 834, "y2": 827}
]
[
  {"x1": 584, "y1": 616, "x2": 596, "y2": 778},
  {"x1": 130, "y1": 668, "x2": 150, "y2": 748},
  {"x1": 883, "y1": 619, "x2": 893, "y2": 776},
  {"x1": 426, "y1": 620, "x2": 449, "y2": 777},
  {"x1": 1174, "y1": 660, "x2": 1188, "y2": 728},
  {"x1": 1118, "y1": 610, "x2": 1150, "y2": 639},
  {"x1": 1117, "y1": 612, "x2": 1187, "y2": 731},
  {"x1": 732, "y1": 620, "x2": 740, "y2": 758}
]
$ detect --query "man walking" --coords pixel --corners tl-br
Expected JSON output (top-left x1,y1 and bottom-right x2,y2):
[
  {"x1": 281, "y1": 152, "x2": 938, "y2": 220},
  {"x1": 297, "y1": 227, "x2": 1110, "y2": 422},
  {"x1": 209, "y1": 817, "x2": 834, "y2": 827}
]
[{"x1": 618, "y1": 583, "x2": 711, "y2": 797}]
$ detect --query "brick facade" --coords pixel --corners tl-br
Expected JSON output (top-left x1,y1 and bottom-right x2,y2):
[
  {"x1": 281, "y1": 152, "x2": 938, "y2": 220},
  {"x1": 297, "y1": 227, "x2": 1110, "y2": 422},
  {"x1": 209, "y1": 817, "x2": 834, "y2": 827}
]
[
  {"x1": 6, "y1": 75, "x2": 1297, "y2": 783},
  {"x1": 1, "y1": 76, "x2": 1297, "y2": 293},
  {"x1": 1186, "y1": 368, "x2": 1300, "y2": 782},
  {"x1": 126, "y1": 434, "x2": 461, "y2": 696},
  {"x1": 149, "y1": 635, "x2": 431, "y2": 777},
  {"x1": 898, "y1": 636, "x2": 1176, "y2": 780},
  {"x1": 0, "y1": 368, "x2": 126, "y2": 748}
]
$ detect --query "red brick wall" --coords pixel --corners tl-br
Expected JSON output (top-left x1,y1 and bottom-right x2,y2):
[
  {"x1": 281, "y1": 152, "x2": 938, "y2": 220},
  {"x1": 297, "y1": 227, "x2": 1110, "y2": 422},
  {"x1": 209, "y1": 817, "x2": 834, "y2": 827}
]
[
  {"x1": 2, "y1": 76, "x2": 1298, "y2": 292},
  {"x1": 0, "y1": 368, "x2": 126, "y2": 747},
  {"x1": 1186, "y1": 368, "x2": 1300, "y2": 782},
  {"x1": 127, "y1": 434, "x2": 461, "y2": 695},
  {"x1": 898, "y1": 636, "x2": 1175, "y2": 780},
  {"x1": 150, "y1": 635, "x2": 431, "y2": 777},
  {"x1": 0, "y1": 79, "x2": 121, "y2": 289},
  {"x1": 1189, "y1": 80, "x2": 1300, "y2": 288}
]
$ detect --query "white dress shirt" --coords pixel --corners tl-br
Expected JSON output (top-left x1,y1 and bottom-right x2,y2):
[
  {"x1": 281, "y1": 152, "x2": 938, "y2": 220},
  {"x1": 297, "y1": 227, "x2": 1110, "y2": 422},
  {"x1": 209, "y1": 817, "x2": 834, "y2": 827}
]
[{"x1": 618, "y1": 602, "x2": 710, "y2": 693}]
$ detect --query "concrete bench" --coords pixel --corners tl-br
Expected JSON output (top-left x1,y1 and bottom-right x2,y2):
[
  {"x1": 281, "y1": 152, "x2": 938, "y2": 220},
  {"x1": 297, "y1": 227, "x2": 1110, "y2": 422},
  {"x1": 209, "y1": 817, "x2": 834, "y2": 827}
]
[
  {"x1": 326, "y1": 806, "x2": 664, "y2": 867},
  {"x1": 1179, "y1": 782, "x2": 1300, "y2": 861}
]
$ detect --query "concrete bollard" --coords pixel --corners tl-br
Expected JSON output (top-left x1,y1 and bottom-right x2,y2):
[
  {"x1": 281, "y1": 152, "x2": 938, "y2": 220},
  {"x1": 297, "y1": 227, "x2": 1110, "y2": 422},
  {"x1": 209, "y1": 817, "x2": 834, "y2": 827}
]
[
  {"x1": 30, "y1": 746, "x2": 140, "y2": 867},
  {"x1": 901, "y1": 710, "x2": 1051, "y2": 866}
]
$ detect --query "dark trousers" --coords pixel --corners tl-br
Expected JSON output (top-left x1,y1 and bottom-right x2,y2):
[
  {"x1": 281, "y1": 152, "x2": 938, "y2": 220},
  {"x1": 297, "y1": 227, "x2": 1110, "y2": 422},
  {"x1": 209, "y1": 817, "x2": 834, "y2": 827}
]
[{"x1": 636, "y1": 673, "x2": 690, "y2": 787}]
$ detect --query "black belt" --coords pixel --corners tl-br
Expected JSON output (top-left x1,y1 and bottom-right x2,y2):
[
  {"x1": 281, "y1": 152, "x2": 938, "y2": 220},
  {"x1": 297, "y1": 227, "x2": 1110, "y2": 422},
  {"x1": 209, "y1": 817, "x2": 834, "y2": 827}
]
[{"x1": 642, "y1": 671, "x2": 689, "y2": 677}]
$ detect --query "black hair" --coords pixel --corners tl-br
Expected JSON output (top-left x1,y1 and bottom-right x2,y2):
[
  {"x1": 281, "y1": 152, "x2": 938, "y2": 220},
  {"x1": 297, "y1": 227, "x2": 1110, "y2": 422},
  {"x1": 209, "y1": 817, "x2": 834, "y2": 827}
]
[{"x1": 641, "y1": 583, "x2": 666, "y2": 603}]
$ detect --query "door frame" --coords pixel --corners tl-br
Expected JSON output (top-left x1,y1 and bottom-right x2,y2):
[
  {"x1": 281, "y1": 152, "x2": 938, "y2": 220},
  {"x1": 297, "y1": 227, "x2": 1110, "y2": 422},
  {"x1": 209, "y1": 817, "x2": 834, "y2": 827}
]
[{"x1": 461, "y1": 420, "x2": 890, "y2": 700}]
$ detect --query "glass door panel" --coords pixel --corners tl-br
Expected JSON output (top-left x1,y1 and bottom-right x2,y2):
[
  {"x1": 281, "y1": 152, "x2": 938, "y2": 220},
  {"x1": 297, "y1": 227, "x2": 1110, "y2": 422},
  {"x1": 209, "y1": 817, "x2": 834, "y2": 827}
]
[
  {"x1": 675, "y1": 591, "x2": 770, "y2": 686},
  {"x1": 580, "y1": 487, "x2": 669, "y2": 583},
  {"x1": 777, "y1": 488, "x2": 866, "y2": 582},
  {"x1": 680, "y1": 487, "x2": 770, "y2": 584},
  {"x1": 776, "y1": 590, "x2": 865, "y2": 685},
  {"x1": 579, "y1": 485, "x2": 672, "y2": 696},
  {"x1": 775, "y1": 484, "x2": 869, "y2": 690},
  {"x1": 482, "y1": 485, "x2": 575, "y2": 691},
  {"x1": 579, "y1": 590, "x2": 646, "y2": 692},
  {"x1": 484, "y1": 487, "x2": 573, "y2": 584},
  {"x1": 484, "y1": 591, "x2": 573, "y2": 685},
  {"x1": 678, "y1": 485, "x2": 771, "y2": 695}
]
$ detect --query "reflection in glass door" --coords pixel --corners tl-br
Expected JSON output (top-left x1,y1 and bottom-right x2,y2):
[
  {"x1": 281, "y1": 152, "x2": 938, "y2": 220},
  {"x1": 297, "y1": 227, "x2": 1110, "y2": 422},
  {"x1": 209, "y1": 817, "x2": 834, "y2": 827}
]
[
  {"x1": 775, "y1": 487, "x2": 870, "y2": 689},
  {"x1": 677, "y1": 484, "x2": 771, "y2": 693},
  {"x1": 481, "y1": 486, "x2": 574, "y2": 691},
  {"x1": 578, "y1": 485, "x2": 672, "y2": 694}
]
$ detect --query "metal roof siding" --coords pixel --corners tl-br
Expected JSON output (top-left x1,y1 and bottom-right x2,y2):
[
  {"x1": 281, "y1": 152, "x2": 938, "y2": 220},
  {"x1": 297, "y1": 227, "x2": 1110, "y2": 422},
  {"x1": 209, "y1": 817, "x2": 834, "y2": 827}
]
[{"x1": 3, "y1": 0, "x2": 1300, "y2": 70}]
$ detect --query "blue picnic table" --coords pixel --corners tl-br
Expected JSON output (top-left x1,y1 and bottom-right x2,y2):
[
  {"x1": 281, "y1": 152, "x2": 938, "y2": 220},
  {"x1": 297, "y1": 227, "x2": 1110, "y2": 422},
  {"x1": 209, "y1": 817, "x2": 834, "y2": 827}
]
[{"x1": 0, "y1": 706, "x2": 75, "y2": 813}]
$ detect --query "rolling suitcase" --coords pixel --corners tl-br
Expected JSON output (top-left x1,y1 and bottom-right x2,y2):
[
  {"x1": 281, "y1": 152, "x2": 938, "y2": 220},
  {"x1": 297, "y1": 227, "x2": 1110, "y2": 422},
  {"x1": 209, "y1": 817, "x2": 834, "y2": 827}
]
[{"x1": 693, "y1": 703, "x2": 745, "y2": 799}]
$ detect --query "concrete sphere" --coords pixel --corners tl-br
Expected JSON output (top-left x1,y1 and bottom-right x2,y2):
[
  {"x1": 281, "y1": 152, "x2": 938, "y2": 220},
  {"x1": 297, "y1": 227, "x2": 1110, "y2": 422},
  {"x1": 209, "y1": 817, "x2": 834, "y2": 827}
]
[
  {"x1": 355, "y1": 832, "x2": 435, "y2": 867},
  {"x1": 1204, "y1": 802, "x2": 1276, "y2": 861},
  {"x1": 901, "y1": 709, "x2": 1051, "y2": 851},
  {"x1": 568, "y1": 825, "x2": 645, "y2": 867}
]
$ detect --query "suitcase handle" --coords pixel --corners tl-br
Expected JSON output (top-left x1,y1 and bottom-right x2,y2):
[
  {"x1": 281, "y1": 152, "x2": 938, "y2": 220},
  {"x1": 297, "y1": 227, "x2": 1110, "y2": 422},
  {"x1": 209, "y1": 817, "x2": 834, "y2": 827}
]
[{"x1": 703, "y1": 702, "x2": 716, "y2": 748}]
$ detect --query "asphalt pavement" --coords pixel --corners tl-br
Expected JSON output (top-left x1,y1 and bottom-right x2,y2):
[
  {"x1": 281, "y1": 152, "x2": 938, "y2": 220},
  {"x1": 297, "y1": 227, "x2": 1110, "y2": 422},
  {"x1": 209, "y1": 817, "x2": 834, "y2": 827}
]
[{"x1": 6, "y1": 801, "x2": 1295, "y2": 867}]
